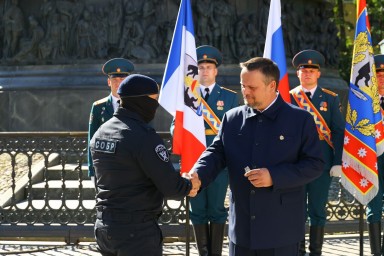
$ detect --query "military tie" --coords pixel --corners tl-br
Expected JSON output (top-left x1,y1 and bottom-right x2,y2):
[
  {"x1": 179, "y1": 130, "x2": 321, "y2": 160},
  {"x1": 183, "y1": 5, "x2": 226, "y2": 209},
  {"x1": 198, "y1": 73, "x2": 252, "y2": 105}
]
[
  {"x1": 381, "y1": 96, "x2": 384, "y2": 110},
  {"x1": 204, "y1": 88, "x2": 210, "y2": 101},
  {"x1": 305, "y1": 91, "x2": 312, "y2": 101}
]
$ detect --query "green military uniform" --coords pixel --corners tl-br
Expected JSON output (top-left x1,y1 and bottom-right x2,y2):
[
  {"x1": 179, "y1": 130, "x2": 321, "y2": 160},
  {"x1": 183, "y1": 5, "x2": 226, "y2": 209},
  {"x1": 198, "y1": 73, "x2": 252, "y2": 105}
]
[
  {"x1": 191, "y1": 45, "x2": 238, "y2": 256},
  {"x1": 88, "y1": 58, "x2": 134, "y2": 177},
  {"x1": 290, "y1": 50, "x2": 345, "y2": 256}
]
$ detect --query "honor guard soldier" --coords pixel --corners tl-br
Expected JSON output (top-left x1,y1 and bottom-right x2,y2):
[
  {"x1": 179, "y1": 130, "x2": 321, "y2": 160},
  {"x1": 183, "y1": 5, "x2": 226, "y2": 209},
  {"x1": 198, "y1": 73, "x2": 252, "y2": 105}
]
[
  {"x1": 90, "y1": 74, "x2": 200, "y2": 256},
  {"x1": 187, "y1": 45, "x2": 238, "y2": 256},
  {"x1": 366, "y1": 54, "x2": 384, "y2": 256},
  {"x1": 290, "y1": 50, "x2": 345, "y2": 256},
  {"x1": 88, "y1": 58, "x2": 134, "y2": 180}
]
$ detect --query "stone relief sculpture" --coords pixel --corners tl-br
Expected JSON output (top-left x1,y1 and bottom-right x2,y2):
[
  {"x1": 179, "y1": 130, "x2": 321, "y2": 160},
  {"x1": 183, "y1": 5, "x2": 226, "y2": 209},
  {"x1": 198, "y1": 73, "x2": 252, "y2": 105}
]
[
  {"x1": 196, "y1": 0, "x2": 215, "y2": 46},
  {"x1": 12, "y1": 16, "x2": 44, "y2": 62},
  {"x1": 0, "y1": 0, "x2": 340, "y2": 67},
  {"x1": 2, "y1": 0, "x2": 24, "y2": 59}
]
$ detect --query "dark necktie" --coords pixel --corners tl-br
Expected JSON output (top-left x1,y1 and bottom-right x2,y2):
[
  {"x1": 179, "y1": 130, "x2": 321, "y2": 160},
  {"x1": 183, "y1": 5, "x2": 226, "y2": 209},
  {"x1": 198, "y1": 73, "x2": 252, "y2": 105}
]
[
  {"x1": 381, "y1": 96, "x2": 384, "y2": 110},
  {"x1": 305, "y1": 91, "x2": 312, "y2": 101},
  {"x1": 204, "y1": 88, "x2": 210, "y2": 101}
]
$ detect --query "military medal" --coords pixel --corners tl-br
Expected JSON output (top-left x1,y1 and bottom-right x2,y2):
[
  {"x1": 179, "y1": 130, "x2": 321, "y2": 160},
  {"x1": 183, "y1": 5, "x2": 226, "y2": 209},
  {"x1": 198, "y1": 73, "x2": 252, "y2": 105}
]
[
  {"x1": 319, "y1": 102, "x2": 328, "y2": 111},
  {"x1": 279, "y1": 135, "x2": 284, "y2": 140},
  {"x1": 217, "y1": 100, "x2": 224, "y2": 110}
]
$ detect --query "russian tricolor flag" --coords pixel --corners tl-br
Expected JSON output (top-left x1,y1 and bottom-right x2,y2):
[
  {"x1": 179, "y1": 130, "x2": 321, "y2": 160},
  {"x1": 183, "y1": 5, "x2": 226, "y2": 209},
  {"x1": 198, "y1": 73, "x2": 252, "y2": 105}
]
[
  {"x1": 263, "y1": 0, "x2": 290, "y2": 103},
  {"x1": 159, "y1": 0, "x2": 206, "y2": 173}
]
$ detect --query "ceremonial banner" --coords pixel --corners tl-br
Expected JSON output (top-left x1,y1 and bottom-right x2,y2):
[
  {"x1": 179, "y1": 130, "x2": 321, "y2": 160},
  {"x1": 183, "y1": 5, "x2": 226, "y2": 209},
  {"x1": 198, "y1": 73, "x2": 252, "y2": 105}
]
[
  {"x1": 158, "y1": 0, "x2": 206, "y2": 173},
  {"x1": 340, "y1": 0, "x2": 384, "y2": 205},
  {"x1": 263, "y1": 0, "x2": 290, "y2": 103}
]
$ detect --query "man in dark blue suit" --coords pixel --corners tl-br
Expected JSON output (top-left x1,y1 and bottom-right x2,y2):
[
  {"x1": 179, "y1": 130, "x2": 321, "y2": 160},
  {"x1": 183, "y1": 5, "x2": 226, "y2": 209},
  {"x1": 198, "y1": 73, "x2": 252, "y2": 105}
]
[
  {"x1": 190, "y1": 57, "x2": 324, "y2": 256},
  {"x1": 88, "y1": 58, "x2": 134, "y2": 180},
  {"x1": 290, "y1": 50, "x2": 345, "y2": 256}
]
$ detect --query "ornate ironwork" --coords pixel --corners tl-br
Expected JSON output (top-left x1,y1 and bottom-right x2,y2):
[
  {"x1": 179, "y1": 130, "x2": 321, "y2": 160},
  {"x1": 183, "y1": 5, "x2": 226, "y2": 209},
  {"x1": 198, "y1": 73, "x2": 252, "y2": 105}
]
[{"x1": 0, "y1": 132, "x2": 366, "y2": 242}]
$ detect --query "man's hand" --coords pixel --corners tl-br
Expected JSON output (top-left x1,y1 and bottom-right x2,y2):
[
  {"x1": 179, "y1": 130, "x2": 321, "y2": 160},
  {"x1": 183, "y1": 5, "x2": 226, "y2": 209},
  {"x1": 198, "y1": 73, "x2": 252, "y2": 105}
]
[
  {"x1": 182, "y1": 172, "x2": 201, "y2": 197},
  {"x1": 244, "y1": 168, "x2": 273, "y2": 187}
]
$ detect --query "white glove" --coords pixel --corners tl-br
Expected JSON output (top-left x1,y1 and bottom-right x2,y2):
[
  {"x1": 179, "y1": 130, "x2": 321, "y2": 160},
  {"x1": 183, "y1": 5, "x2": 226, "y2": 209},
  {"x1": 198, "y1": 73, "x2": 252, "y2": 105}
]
[{"x1": 330, "y1": 165, "x2": 342, "y2": 177}]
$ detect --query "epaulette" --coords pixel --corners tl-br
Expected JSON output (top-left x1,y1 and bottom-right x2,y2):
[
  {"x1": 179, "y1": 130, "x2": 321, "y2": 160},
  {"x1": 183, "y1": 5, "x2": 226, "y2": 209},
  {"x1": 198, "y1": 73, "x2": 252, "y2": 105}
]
[
  {"x1": 321, "y1": 88, "x2": 338, "y2": 97},
  {"x1": 289, "y1": 86, "x2": 300, "y2": 94},
  {"x1": 94, "y1": 97, "x2": 109, "y2": 105},
  {"x1": 221, "y1": 87, "x2": 237, "y2": 94}
]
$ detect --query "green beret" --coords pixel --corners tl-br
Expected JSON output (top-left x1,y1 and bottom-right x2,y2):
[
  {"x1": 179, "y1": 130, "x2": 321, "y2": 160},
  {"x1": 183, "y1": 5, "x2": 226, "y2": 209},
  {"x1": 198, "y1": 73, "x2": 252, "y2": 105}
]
[{"x1": 197, "y1": 45, "x2": 223, "y2": 67}]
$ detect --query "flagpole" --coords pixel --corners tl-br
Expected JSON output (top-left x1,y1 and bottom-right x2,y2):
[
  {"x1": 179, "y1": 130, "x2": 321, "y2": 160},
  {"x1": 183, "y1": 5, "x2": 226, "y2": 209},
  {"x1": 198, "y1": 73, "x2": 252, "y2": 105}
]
[
  {"x1": 359, "y1": 203, "x2": 364, "y2": 256},
  {"x1": 186, "y1": 196, "x2": 190, "y2": 256}
]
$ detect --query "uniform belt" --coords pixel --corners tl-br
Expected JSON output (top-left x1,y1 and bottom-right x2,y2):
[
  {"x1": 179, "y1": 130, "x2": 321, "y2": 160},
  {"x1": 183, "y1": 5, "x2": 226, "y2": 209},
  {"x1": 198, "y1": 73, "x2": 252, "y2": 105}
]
[
  {"x1": 96, "y1": 207, "x2": 159, "y2": 223},
  {"x1": 205, "y1": 129, "x2": 217, "y2": 136}
]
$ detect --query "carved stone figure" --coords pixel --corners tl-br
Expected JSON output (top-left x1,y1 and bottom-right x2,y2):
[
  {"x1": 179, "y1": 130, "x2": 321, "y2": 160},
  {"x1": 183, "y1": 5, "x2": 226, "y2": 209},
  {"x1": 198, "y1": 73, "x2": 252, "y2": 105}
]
[
  {"x1": 40, "y1": 0, "x2": 56, "y2": 31},
  {"x1": 76, "y1": 10, "x2": 94, "y2": 58},
  {"x1": 119, "y1": 15, "x2": 147, "y2": 60},
  {"x1": 142, "y1": 0, "x2": 157, "y2": 33},
  {"x1": 107, "y1": 0, "x2": 123, "y2": 50},
  {"x1": 3, "y1": 0, "x2": 24, "y2": 58},
  {"x1": 13, "y1": 16, "x2": 44, "y2": 62},
  {"x1": 212, "y1": 0, "x2": 236, "y2": 59},
  {"x1": 196, "y1": 0, "x2": 215, "y2": 46},
  {"x1": 235, "y1": 13, "x2": 264, "y2": 61}
]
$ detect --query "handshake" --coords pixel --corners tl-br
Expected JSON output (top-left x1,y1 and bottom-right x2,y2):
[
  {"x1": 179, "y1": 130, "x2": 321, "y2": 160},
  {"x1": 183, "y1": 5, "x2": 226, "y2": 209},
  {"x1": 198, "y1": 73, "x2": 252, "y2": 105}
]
[{"x1": 182, "y1": 171, "x2": 201, "y2": 197}]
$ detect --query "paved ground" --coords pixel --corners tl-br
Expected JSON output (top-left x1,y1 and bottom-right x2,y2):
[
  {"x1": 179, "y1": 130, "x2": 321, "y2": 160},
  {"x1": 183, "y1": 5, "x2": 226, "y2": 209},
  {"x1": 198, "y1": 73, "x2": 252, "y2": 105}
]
[{"x1": 0, "y1": 234, "x2": 374, "y2": 255}]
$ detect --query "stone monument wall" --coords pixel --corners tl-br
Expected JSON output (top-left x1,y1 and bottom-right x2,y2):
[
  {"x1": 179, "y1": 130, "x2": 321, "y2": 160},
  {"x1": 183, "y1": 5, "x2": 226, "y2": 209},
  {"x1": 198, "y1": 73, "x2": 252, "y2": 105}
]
[{"x1": 0, "y1": 0, "x2": 348, "y2": 131}]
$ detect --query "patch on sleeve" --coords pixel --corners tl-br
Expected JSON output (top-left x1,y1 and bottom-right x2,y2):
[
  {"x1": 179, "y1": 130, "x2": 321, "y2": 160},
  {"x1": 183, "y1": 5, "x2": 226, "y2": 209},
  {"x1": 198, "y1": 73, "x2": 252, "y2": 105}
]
[
  {"x1": 94, "y1": 138, "x2": 117, "y2": 153},
  {"x1": 155, "y1": 144, "x2": 169, "y2": 162}
]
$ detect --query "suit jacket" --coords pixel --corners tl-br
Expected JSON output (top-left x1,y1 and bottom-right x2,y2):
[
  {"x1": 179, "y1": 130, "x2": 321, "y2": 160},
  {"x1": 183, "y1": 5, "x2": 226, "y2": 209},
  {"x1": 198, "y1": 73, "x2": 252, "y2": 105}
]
[
  {"x1": 290, "y1": 86, "x2": 345, "y2": 170},
  {"x1": 88, "y1": 95, "x2": 115, "y2": 176},
  {"x1": 194, "y1": 95, "x2": 324, "y2": 249}
]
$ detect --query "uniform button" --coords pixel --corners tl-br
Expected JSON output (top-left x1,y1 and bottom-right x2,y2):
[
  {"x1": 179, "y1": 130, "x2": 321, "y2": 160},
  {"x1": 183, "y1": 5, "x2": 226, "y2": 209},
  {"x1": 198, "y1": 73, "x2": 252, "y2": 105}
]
[
  {"x1": 251, "y1": 215, "x2": 256, "y2": 220},
  {"x1": 250, "y1": 190, "x2": 255, "y2": 195},
  {"x1": 258, "y1": 119, "x2": 263, "y2": 123},
  {"x1": 255, "y1": 143, "x2": 259, "y2": 146}
]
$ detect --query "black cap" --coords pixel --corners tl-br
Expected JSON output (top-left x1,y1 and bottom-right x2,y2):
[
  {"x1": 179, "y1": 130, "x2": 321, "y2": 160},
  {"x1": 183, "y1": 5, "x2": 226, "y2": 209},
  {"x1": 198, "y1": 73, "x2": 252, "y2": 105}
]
[
  {"x1": 117, "y1": 74, "x2": 159, "y2": 97},
  {"x1": 102, "y1": 58, "x2": 134, "y2": 78},
  {"x1": 197, "y1": 45, "x2": 223, "y2": 67},
  {"x1": 292, "y1": 50, "x2": 325, "y2": 69}
]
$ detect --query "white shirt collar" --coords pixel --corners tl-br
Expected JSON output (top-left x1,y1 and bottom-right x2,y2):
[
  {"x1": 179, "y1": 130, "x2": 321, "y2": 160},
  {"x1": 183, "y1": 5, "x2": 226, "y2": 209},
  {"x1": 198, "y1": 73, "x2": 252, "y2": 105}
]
[
  {"x1": 201, "y1": 83, "x2": 216, "y2": 96},
  {"x1": 111, "y1": 94, "x2": 119, "y2": 111},
  {"x1": 302, "y1": 86, "x2": 317, "y2": 97}
]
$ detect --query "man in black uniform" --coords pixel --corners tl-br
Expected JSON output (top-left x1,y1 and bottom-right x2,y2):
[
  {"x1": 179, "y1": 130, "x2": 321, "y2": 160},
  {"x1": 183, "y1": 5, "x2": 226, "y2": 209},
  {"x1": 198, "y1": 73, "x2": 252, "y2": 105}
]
[{"x1": 90, "y1": 74, "x2": 200, "y2": 256}]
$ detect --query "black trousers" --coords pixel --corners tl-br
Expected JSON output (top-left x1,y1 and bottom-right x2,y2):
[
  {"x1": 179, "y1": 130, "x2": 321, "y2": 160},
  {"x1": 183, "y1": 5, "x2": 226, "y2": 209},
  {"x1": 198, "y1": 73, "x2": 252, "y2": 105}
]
[
  {"x1": 229, "y1": 241, "x2": 299, "y2": 256},
  {"x1": 95, "y1": 218, "x2": 163, "y2": 256}
]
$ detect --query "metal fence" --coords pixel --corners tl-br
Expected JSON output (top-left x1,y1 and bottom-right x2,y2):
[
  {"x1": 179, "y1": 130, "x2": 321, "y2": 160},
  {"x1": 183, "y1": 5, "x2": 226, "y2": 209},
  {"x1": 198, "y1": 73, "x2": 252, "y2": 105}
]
[{"x1": 0, "y1": 132, "x2": 365, "y2": 244}]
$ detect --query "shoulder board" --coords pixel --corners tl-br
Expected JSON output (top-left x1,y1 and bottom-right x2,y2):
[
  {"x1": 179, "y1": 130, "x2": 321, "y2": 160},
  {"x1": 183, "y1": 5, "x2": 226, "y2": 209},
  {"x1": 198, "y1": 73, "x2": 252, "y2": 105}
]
[
  {"x1": 221, "y1": 87, "x2": 237, "y2": 94},
  {"x1": 289, "y1": 86, "x2": 301, "y2": 94},
  {"x1": 321, "y1": 88, "x2": 338, "y2": 97},
  {"x1": 94, "y1": 97, "x2": 109, "y2": 105}
]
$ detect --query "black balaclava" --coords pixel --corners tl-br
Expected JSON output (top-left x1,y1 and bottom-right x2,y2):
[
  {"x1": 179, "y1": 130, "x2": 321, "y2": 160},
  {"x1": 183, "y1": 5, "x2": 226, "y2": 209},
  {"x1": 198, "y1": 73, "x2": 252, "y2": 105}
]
[{"x1": 121, "y1": 96, "x2": 159, "y2": 123}]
